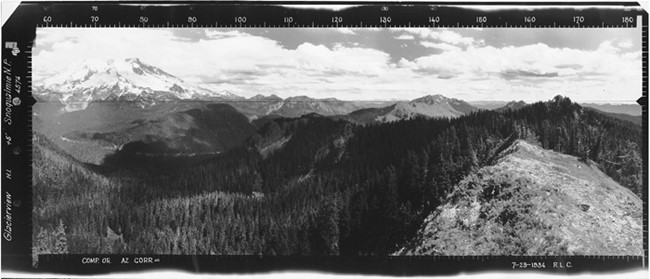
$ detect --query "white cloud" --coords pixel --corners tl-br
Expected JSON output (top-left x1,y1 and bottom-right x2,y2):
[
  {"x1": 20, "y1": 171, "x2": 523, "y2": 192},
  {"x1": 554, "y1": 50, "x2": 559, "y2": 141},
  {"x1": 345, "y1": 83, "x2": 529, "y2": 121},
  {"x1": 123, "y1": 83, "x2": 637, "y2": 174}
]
[
  {"x1": 295, "y1": 43, "x2": 390, "y2": 73},
  {"x1": 617, "y1": 39, "x2": 634, "y2": 49},
  {"x1": 431, "y1": 30, "x2": 476, "y2": 46},
  {"x1": 399, "y1": 42, "x2": 640, "y2": 101},
  {"x1": 34, "y1": 28, "x2": 641, "y2": 102},
  {"x1": 281, "y1": 5, "x2": 356, "y2": 11},
  {"x1": 34, "y1": 28, "x2": 394, "y2": 100},
  {"x1": 336, "y1": 28, "x2": 356, "y2": 35},
  {"x1": 419, "y1": 41, "x2": 461, "y2": 52},
  {"x1": 395, "y1": 34, "x2": 414, "y2": 40},
  {"x1": 205, "y1": 29, "x2": 249, "y2": 39},
  {"x1": 394, "y1": 28, "x2": 478, "y2": 46}
]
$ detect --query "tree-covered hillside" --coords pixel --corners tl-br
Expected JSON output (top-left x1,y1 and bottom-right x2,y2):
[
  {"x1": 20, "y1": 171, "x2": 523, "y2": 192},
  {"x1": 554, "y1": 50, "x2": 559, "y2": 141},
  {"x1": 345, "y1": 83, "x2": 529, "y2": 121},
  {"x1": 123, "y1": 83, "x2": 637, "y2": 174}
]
[{"x1": 33, "y1": 96, "x2": 643, "y2": 256}]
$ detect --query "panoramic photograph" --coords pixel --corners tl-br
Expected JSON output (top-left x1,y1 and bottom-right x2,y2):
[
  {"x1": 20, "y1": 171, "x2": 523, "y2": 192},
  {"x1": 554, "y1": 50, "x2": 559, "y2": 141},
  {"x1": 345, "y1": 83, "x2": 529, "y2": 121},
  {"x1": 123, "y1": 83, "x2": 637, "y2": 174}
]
[{"x1": 31, "y1": 27, "x2": 643, "y2": 257}]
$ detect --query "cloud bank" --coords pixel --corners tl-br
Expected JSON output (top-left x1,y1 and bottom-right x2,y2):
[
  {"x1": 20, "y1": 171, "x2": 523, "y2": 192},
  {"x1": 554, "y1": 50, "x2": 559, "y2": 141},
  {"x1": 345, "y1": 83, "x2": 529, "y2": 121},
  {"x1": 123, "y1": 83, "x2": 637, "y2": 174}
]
[{"x1": 34, "y1": 27, "x2": 641, "y2": 102}]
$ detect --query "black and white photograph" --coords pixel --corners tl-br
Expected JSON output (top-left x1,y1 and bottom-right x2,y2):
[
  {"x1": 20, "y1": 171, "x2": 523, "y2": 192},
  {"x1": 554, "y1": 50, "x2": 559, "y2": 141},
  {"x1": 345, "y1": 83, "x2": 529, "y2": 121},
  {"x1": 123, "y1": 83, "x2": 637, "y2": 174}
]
[{"x1": 29, "y1": 24, "x2": 644, "y2": 260}]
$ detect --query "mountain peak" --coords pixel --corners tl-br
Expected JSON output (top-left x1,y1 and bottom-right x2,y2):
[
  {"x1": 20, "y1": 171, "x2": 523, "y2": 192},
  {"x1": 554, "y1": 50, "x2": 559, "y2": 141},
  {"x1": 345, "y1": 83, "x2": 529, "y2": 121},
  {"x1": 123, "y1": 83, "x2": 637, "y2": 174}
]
[
  {"x1": 348, "y1": 94, "x2": 479, "y2": 123},
  {"x1": 553, "y1": 95, "x2": 571, "y2": 103},
  {"x1": 411, "y1": 94, "x2": 449, "y2": 104},
  {"x1": 249, "y1": 94, "x2": 283, "y2": 102},
  {"x1": 507, "y1": 100, "x2": 527, "y2": 107},
  {"x1": 124, "y1": 57, "x2": 142, "y2": 64},
  {"x1": 35, "y1": 57, "x2": 241, "y2": 111},
  {"x1": 285, "y1": 95, "x2": 314, "y2": 101},
  {"x1": 496, "y1": 100, "x2": 528, "y2": 112},
  {"x1": 269, "y1": 94, "x2": 281, "y2": 99}
]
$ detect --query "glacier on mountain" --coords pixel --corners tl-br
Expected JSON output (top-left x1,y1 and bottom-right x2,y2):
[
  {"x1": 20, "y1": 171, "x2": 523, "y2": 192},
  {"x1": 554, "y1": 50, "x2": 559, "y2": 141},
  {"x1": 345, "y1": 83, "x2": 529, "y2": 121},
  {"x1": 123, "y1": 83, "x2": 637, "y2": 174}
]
[{"x1": 34, "y1": 58, "x2": 238, "y2": 111}]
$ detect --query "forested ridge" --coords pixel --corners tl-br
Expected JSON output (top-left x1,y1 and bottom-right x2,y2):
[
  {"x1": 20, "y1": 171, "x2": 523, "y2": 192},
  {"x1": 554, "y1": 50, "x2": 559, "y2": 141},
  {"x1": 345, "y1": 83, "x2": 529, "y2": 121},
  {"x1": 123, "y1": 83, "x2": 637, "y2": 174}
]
[{"x1": 33, "y1": 96, "x2": 643, "y2": 256}]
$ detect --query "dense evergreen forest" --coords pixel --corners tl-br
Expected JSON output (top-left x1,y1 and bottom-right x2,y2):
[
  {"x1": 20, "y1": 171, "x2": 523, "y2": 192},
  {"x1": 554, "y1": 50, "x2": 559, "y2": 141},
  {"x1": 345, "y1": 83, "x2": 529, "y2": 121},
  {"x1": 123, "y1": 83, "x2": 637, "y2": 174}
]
[{"x1": 33, "y1": 96, "x2": 643, "y2": 257}]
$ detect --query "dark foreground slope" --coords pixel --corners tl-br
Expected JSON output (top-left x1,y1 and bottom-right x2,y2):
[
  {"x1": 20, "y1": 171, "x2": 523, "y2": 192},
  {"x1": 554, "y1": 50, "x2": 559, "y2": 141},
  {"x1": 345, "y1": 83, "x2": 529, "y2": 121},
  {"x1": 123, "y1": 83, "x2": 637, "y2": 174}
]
[
  {"x1": 396, "y1": 140, "x2": 642, "y2": 256},
  {"x1": 33, "y1": 96, "x2": 643, "y2": 256},
  {"x1": 33, "y1": 133, "x2": 124, "y2": 256}
]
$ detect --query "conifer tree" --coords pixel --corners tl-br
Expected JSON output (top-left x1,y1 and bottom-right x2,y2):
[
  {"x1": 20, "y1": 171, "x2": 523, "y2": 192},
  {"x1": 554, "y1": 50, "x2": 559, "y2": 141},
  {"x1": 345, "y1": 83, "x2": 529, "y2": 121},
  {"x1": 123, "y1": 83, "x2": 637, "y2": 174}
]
[{"x1": 54, "y1": 220, "x2": 69, "y2": 254}]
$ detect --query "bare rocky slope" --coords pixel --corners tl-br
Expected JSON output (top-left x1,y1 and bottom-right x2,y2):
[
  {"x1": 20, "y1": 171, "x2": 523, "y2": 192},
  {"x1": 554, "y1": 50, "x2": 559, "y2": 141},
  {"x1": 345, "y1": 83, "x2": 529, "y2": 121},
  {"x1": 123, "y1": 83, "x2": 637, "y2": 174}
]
[{"x1": 395, "y1": 140, "x2": 643, "y2": 256}]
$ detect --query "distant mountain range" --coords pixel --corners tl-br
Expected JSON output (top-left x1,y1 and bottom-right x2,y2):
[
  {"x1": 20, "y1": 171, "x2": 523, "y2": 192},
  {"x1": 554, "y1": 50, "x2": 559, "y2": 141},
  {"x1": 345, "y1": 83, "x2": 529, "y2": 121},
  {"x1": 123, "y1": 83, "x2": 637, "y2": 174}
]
[
  {"x1": 580, "y1": 103, "x2": 641, "y2": 116},
  {"x1": 35, "y1": 58, "x2": 642, "y2": 127},
  {"x1": 494, "y1": 100, "x2": 527, "y2": 112},
  {"x1": 344, "y1": 95, "x2": 480, "y2": 124},
  {"x1": 34, "y1": 58, "x2": 389, "y2": 117},
  {"x1": 235, "y1": 94, "x2": 481, "y2": 123},
  {"x1": 231, "y1": 94, "x2": 372, "y2": 120},
  {"x1": 467, "y1": 101, "x2": 510, "y2": 110},
  {"x1": 583, "y1": 107, "x2": 642, "y2": 125}
]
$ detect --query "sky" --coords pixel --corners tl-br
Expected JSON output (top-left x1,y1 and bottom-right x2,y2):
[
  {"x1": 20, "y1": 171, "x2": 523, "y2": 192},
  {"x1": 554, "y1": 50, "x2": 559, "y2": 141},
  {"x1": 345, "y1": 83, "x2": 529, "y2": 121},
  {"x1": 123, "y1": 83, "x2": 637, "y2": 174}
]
[{"x1": 33, "y1": 27, "x2": 641, "y2": 102}]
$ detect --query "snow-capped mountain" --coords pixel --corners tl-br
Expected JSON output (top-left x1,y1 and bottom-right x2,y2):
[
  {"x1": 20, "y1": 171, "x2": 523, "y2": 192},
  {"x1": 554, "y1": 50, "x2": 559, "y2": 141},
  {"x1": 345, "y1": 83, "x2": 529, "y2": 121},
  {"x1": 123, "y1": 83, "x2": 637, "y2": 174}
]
[
  {"x1": 346, "y1": 94, "x2": 479, "y2": 123},
  {"x1": 34, "y1": 58, "x2": 240, "y2": 111}
]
